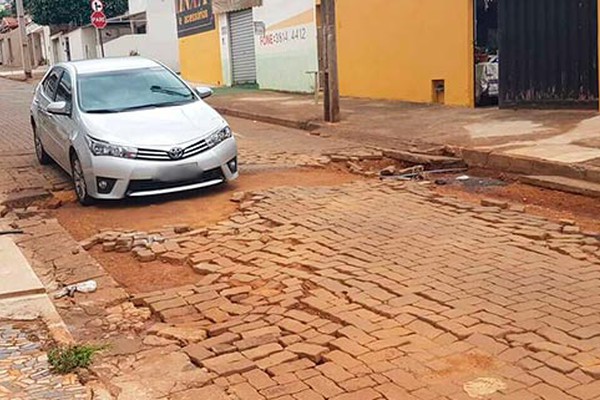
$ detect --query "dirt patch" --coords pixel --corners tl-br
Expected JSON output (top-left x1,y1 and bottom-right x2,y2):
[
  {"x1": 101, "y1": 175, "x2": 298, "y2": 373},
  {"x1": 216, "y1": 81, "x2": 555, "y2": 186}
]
[
  {"x1": 53, "y1": 167, "x2": 358, "y2": 241},
  {"x1": 435, "y1": 176, "x2": 600, "y2": 233},
  {"x1": 90, "y1": 249, "x2": 200, "y2": 294}
]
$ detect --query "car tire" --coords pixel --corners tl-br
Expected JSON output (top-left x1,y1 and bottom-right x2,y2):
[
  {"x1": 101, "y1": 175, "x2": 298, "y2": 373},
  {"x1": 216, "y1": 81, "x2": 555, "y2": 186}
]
[
  {"x1": 70, "y1": 154, "x2": 94, "y2": 206},
  {"x1": 33, "y1": 125, "x2": 51, "y2": 165}
]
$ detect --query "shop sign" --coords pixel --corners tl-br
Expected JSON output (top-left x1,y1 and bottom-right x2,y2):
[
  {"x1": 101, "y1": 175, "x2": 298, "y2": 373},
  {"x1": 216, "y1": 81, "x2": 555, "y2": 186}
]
[{"x1": 176, "y1": 0, "x2": 215, "y2": 38}]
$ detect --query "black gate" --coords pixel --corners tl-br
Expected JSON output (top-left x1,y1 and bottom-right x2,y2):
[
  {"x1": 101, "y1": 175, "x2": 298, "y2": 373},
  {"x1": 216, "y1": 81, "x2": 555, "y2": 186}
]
[{"x1": 498, "y1": 0, "x2": 599, "y2": 108}]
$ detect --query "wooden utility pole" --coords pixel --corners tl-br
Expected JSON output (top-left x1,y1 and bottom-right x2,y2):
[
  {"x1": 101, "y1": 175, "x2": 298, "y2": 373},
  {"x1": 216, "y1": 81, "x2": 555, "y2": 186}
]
[
  {"x1": 15, "y1": 0, "x2": 32, "y2": 79},
  {"x1": 321, "y1": 0, "x2": 340, "y2": 122}
]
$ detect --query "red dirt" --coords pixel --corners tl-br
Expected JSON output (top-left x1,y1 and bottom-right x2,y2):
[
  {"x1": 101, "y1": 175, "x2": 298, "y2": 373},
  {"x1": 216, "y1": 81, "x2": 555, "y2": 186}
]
[
  {"x1": 436, "y1": 181, "x2": 600, "y2": 233},
  {"x1": 89, "y1": 249, "x2": 200, "y2": 294},
  {"x1": 54, "y1": 167, "x2": 358, "y2": 241}
]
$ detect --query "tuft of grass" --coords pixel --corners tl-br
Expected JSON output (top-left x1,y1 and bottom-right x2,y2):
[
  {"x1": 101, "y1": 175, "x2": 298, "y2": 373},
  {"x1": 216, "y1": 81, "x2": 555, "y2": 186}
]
[{"x1": 47, "y1": 344, "x2": 106, "y2": 374}]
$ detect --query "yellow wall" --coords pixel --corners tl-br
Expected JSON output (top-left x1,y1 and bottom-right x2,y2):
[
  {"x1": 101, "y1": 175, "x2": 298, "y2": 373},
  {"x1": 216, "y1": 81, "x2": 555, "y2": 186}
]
[
  {"x1": 335, "y1": 0, "x2": 474, "y2": 106},
  {"x1": 179, "y1": 20, "x2": 223, "y2": 85}
]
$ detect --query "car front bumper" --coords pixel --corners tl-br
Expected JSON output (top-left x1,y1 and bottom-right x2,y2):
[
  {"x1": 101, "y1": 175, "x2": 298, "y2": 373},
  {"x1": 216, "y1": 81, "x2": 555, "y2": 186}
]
[{"x1": 82, "y1": 137, "x2": 238, "y2": 199}]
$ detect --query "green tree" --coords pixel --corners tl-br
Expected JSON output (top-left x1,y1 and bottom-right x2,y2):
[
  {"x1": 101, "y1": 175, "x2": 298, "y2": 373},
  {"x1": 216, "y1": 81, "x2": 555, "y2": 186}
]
[
  {"x1": 24, "y1": 0, "x2": 128, "y2": 27},
  {"x1": 0, "y1": 1, "x2": 15, "y2": 17}
]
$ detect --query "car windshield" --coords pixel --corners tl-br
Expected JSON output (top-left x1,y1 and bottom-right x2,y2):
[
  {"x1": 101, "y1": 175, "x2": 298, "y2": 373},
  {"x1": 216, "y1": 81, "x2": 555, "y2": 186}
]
[{"x1": 78, "y1": 67, "x2": 196, "y2": 113}]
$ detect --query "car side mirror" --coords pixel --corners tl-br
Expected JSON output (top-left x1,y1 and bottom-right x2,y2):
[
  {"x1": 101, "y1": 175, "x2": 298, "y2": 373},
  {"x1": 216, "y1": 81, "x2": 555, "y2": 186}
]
[
  {"x1": 195, "y1": 86, "x2": 213, "y2": 99},
  {"x1": 46, "y1": 101, "x2": 70, "y2": 115}
]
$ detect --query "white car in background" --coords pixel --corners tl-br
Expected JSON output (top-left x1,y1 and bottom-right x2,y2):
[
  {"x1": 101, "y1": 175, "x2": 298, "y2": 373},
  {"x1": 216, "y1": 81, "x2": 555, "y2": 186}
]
[{"x1": 30, "y1": 57, "x2": 238, "y2": 205}]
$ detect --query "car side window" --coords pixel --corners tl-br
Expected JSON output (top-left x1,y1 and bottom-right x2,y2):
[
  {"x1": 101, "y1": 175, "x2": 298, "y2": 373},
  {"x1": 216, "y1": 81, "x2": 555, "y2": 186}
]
[
  {"x1": 42, "y1": 69, "x2": 61, "y2": 100},
  {"x1": 55, "y1": 71, "x2": 72, "y2": 104}
]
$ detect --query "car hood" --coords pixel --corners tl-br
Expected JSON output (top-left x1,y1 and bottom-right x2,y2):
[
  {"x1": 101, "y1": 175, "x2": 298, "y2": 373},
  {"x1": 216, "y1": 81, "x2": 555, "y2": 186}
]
[{"x1": 80, "y1": 101, "x2": 226, "y2": 148}]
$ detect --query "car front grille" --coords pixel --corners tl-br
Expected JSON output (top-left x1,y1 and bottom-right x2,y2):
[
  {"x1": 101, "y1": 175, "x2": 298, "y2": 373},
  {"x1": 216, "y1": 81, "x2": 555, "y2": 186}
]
[
  {"x1": 136, "y1": 137, "x2": 210, "y2": 161},
  {"x1": 126, "y1": 167, "x2": 224, "y2": 194}
]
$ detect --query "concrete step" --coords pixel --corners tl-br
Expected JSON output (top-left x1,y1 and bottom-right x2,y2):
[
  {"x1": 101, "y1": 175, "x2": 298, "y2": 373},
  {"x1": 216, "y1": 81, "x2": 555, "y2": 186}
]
[
  {"x1": 521, "y1": 175, "x2": 600, "y2": 198},
  {"x1": 0, "y1": 237, "x2": 45, "y2": 300},
  {"x1": 382, "y1": 149, "x2": 466, "y2": 169}
]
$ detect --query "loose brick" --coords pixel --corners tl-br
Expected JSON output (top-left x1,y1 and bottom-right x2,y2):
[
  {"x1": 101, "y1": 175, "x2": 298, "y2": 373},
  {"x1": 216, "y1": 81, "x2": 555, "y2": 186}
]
[
  {"x1": 278, "y1": 318, "x2": 310, "y2": 334},
  {"x1": 375, "y1": 383, "x2": 418, "y2": 400},
  {"x1": 330, "y1": 337, "x2": 369, "y2": 356},
  {"x1": 330, "y1": 388, "x2": 380, "y2": 400},
  {"x1": 243, "y1": 343, "x2": 284, "y2": 360},
  {"x1": 316, "y1": 362, "x2": 354, "y2": 382},
  {"x1": 287, "y1": 343, "x2": 329, "y2": 363},
  {"x1": 338, "y1": 326, "x2": 375, "y2": 345},
  {"x1": 183, "y1": 343, "x2": 215, "y2": 365},
  {"x1": 260, "y1": 381, "x2": 309, "y2": 399},
  {"x1": 323, "y1": 350, "x2": 365, "y2": 370},
  {"x1": 257, "y1": 351, "x2": 298, "y2": 370},
  {"x1": 339, "y1": 376, "x2": 377, "y2": 392},
  {"x1": 243, "y1": 326, "x2": 282, "y2": 339},
  {"x1": 243, "y1": 369, "x2": 277, "y2": 390},
  {"x1": 236, "y1": 333, "x2": 282, "y2": 351},
  {"x1": 305, "y1": 375, "x2": 344, "y2": 398},
  {"x1": 202, "y1": 352, "x2": 255, "y2": 376},
  {"x1": 198, "y1": 332, "x2": 240, "y2": 348},
  {"x1": 231, "y1": 382, "x2": 265, "y2": 400},
  {"x1": 293, "y1": 389, "x2": 325, "y2": 400},
  {"x1": 268, "y1": 359, "x2": 316, "y2": 376},
  {"x1": 149, "y1": 297, "x2": 187, "y2": 313}
]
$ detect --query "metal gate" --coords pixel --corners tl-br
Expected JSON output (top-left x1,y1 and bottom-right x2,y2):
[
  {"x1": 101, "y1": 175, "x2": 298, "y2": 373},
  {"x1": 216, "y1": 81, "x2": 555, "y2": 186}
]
[
  {"x1": 498, "y1": 0, "x2": 598, "y2": 108},
  {"x1": 229, "y1": 9, "x2": 257, "y2": 85}
]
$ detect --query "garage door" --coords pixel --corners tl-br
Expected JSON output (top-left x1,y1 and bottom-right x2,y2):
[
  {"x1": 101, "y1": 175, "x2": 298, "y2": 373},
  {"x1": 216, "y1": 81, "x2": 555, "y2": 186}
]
[
  {"x1": 229, "y1": 9, "x2": 257, "y2": 85},
  {"x1": 499, "y1": 0, "x2": 598, "y2": 108}
]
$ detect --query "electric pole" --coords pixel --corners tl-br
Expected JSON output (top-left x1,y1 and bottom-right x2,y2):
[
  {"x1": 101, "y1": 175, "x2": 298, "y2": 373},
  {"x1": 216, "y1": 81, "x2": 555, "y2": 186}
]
[
  {"x1": 15, "y1": 0, "x2": 32, "y2": 79},
  {"x1": 321, "y1": 0, "x2": 340, "y2": 122}
]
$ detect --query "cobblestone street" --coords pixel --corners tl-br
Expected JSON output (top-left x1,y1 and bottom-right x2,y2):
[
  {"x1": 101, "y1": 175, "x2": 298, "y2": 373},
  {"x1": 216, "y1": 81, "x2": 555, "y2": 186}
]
[
  {"x1": 1, "y1": 78, "x2": 600, "y2": 399},
  {"x1": 0, "y1": 321, "x2": 87, "y2": 399}
]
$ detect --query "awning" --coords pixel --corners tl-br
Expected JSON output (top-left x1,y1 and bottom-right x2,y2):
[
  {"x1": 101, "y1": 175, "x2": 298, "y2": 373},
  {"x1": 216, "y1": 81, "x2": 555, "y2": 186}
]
[{"x1": 213, "y1": 0, "x2": 262, "y2": 13}]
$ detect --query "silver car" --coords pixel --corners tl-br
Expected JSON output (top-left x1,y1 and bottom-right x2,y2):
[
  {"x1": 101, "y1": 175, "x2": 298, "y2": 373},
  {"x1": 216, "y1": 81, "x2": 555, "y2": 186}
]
[{"x1": 30, "y1": 57, "x2": 238, "y2": 205}]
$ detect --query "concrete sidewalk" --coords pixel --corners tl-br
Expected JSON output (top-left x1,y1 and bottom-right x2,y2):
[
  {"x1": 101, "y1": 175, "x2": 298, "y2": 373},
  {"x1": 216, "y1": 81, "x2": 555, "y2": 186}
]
[{"x1": 207, "y1": 89, "x2": 600, "y2": 182}]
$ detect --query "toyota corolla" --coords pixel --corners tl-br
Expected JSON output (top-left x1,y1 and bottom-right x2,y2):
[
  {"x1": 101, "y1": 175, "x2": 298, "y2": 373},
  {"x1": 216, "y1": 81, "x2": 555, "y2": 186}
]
[{"x1": 30, "y1": 57, "x2": 238, "y2": 205}]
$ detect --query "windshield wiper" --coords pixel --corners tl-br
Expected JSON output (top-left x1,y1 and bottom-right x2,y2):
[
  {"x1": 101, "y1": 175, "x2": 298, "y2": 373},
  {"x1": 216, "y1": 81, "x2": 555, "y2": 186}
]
[
  {"x1": 150, "y1": 85, "x2": 192, "y2": 98},
  {"x1": 86, "y1": 109, "x2": 122, "y2": 114}
]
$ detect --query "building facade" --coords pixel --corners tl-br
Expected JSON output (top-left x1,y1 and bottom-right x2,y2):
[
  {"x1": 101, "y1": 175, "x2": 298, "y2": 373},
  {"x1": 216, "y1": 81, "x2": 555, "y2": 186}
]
[
  {"x1": 178, "y1": 0, "x2": 318, "y2": 92},
  {"x1": 0, "y1": 17, "x2": 51, "y2": 68},
  {"x1": 176, "y1": 0, "x2": 600, "y2": 109}
]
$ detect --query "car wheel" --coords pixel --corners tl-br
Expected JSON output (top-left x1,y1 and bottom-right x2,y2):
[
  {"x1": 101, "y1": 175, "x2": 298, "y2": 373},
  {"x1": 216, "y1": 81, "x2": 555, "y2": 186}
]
[
  {"x1": 71, "y1": 154, "x2": 94, "y2": 206},
  {"x1": 33, "y1": 125, "x2": 51, "y2": 165}
]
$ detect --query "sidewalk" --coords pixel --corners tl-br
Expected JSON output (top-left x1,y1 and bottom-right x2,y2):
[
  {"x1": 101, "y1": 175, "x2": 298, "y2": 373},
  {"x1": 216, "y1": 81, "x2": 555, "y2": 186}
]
[
  {"x1": 0, "y1": 65, "x2": 48, "y2": 81},
  {"x1": 207, "y1": 89, "x2": 600, "y2": 182},
  {"x1": 0, "y1": 236, "x2": 88, "y2": 399}
]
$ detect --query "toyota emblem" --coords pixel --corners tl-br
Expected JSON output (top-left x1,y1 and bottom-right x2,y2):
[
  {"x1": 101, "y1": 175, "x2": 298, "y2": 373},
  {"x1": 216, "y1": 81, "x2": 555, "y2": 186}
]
[{"x1": 168, "y1": 147, "x2": 184, "y2": 160}]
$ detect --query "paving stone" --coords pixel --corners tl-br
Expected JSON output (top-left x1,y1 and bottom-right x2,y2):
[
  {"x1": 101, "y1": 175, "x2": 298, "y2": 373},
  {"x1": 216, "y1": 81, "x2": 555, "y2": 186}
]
[
  {"x1": 287, "y1": 343, "x2": 329, "y2": 363},
  {"x1": 202, "y1": 352, "x2": 255, "y2": 376},
  {"x1": 244, "y1": 369, "x2": 278, "y2": 390},
  {"x1": 305, "y1": 375, "x2": 344, "y2": 398},
  {"x1": 243, "y1": 343, "x2": 284, "y2": 361}
]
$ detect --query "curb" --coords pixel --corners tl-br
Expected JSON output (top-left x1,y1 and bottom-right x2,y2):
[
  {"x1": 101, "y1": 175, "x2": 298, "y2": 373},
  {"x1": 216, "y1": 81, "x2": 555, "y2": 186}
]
[
  {"x1": 455, "y1": 147, "x2": 600, "y2": 185},
  {"x1": 210, "y1": 105, "x2": 600, "y2": 187},
  {"x1": 213, "y1": 106, "x2": 320, "y2": 131}
]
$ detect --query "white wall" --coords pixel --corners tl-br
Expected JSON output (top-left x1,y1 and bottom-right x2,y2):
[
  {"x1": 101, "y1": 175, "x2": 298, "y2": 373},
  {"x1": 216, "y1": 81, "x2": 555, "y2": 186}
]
[
  {"x1": 65, "y1": 28, "x2": 83, "y2": 60},
  {"x1": 105, "y1": 0, "x2": 179, "y2": 71},
  {"x1": 218, "y1": 13, "x2": 232, "y2": 86},
  {"x1": 128, "y1": 0, "x2": 148, "y2": 15},
  {"x1": 253, "y1": 0, "x2": 318, "y2": 92}
]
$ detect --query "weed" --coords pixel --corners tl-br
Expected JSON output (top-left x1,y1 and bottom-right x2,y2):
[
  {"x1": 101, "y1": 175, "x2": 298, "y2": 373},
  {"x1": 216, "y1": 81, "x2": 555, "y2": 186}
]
[{"x1": 47, "y1": 344, "x2": 105, "y2": 374}]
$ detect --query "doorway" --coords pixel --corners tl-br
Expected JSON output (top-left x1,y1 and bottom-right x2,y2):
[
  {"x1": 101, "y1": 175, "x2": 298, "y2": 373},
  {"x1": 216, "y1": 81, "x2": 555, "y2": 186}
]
[
  {"x1": 228, "y1": 8, "x2": 257, "y2": 85},
  {"x1": 474, "y1": 0, "x2": 498, "y2": 107}
]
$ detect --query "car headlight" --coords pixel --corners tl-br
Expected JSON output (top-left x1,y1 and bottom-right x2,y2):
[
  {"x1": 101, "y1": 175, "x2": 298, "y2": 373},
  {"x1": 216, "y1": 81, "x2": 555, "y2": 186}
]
[
  {"x1": 88, "y1": 137, "x2": 137, "y2": 159},
  {"x1": 206, "y1": 126, "x2": 233, "y2": 148}
]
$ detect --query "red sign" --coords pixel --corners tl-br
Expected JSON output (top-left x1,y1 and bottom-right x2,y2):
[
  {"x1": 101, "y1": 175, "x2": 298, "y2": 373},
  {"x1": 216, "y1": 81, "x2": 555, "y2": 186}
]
[{"x1": 91, "y1": 11, "x2": 107, "y2": 29}]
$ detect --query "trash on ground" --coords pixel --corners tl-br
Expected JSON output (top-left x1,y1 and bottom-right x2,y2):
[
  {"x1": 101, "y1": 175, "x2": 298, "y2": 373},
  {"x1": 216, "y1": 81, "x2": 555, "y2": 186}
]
[
  {"x1": 456, "y1": 175, "x2": 470, "y2": 181},
  {"x1": 463, "y1": 377, "x2": 507, "y2": 398},
  {"x1": 54, "y1": 280, "x2": 98, "y2": 299},
  {"x1": 0, "y1": 229, "x2": 24, "y2": 235}
]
